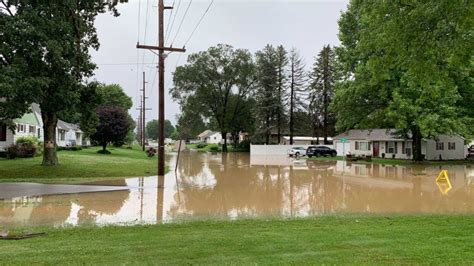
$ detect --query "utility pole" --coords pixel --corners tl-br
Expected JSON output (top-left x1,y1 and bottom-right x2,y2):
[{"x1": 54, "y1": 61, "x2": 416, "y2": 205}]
[
  {"x1": 136, "y1": 73, "x2": 151, "y2": 151},
  {"x1": 137, "y1": 0, "x2": 186, "y2": 176},
  {"x1": 141, "y1": 71, "x2": 148, "y2": 151}
]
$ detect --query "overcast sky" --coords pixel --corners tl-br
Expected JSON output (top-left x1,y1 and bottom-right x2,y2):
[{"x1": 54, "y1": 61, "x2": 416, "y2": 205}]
[{"x1": 90, "y1": 0, "x2": 349, "y2": 125}]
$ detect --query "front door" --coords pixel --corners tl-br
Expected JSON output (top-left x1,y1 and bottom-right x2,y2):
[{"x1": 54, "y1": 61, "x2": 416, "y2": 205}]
[{"x1": 373, "y1": 142, "x2": 379, "y2": 157}]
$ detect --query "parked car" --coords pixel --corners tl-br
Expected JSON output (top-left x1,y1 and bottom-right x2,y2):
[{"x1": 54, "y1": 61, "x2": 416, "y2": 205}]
[
  {"x1": 288, "y1": 147, "x2": 307, "y2": 157},
  {"x1": 306, "y1": 146, "x2": 337, "y2": 158},
  {"x1": 467, "y1": 145, "x2": 474, "y2": 158}
]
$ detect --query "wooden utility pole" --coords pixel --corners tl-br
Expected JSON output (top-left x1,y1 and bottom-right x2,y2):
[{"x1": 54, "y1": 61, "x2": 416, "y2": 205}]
[
  {"x1": 137, "y1": 0, "x2": 186, "y2": 176},
  {"x1": 141, "y1": 71, "x2": 148, "y2": 151}
]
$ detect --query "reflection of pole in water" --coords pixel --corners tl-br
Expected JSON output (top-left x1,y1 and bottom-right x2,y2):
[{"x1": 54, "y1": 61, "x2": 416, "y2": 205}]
[
  {"x1": 139, "y1": 177, "x2": 144, "y2": 221},
  {"x1": 290, "y1": 165, "x2": 294, "y2": 216},
  {"x1": 156, "y1": 175, "x2": 164, "y2": 223}
]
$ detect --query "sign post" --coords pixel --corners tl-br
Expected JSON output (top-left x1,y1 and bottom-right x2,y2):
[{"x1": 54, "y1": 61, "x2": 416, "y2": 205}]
[{"x1": 340, "y1": 137, "x2": 348, "y2": 161}]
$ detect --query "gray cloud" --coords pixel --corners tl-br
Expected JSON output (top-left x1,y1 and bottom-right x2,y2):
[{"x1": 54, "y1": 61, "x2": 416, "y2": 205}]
[{"x1": 91, "y1": 0, "x2": 349, "y2": 125}]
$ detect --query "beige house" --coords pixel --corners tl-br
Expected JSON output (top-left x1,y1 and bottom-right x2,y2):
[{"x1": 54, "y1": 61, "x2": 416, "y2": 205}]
[{"x1": 333, "y1": 129, "x2": 465, "y2": 160}]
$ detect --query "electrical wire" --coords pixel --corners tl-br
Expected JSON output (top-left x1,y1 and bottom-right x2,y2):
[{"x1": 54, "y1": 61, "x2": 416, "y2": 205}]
[
  {"x1": 170, "y1": 0, "x2": 192, "y2": 46},
  {"x1": 164, "y1": 0, "x2": 175, "y2": 43},
  {"x1": 183, "y1": 0, "x2": 214, "y2": 47},
  {"x1": 165, "y1": 0, "x2": 182, "y2": 45}
]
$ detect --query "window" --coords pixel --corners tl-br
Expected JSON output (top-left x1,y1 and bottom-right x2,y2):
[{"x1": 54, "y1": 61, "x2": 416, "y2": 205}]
[
  {"x1": 29, "y1": 125, "x2": 35, "y2": 133},
  {"x1": 448, "y1": 142, "x2": 456, "y2": 150},
  {"x1": 387, "y1": 142, "x2": 395, "y2": 153},
  {"x1": 355, "y1": 141, "x2": 369, "y2": 151},
  {"x1": 436, "y1": 142, "x2": 444, "y2": 150},
  {"x1": 17, "y1": 124, "x2": 25, "y2": 133},
  {"x1": 37, "y1": 128, "x2": 41, "y2": 139},
  {"x1": 59, "y1": 130, "x2": 66, "y2": 141},
  {"x1": 0, "y1": 125, "x2": 6, "y2": 141}
]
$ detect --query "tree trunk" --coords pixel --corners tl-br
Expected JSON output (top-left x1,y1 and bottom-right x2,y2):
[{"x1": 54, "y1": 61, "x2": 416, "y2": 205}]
[
  {"x1": 222, "y1": 132, "x2": 228, "y2": 152},
  {"x1": 265, "y1": 116, "x2": 270, "y2": 144},
  {"x1": 412, "y1": 127, "x2": 423, "y2": 161},
  {"x1": 102, "y1": 142, "x2": 107, "y2": 151},
  {"x1": 289, "y1": 79, "x2": 294, "y2": 145},
  {"x1": 42, "y1": 111, "x2": 59, "y2": 166}
]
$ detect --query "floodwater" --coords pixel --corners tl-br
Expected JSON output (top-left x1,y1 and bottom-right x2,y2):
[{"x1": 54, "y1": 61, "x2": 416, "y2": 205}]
[{"x1": 1, "y1": 152, "x2": 473, "y2": 227}]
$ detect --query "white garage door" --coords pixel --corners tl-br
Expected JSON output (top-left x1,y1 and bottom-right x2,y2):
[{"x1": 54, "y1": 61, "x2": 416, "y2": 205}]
[{"x1": 335, "y1": 143, "x2": 350, "y2": 156}]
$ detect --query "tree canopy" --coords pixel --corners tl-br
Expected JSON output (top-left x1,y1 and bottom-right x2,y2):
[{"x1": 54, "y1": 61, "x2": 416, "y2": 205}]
[
  {"x1": 333, "y1": 0, "x2": 473, "y2": 160},
  {"x1": 171, "y1": 44, "x2": 255, "y2": 152},
  {"x1": 90, "y1": 106, "x2": 131, "y2": 152},
  {"x1": 146, "y1": 119, "x2": 175, "y2": 140},
  {"x1": 0, "y1": 0, "x2": 125, "y2": 165}
]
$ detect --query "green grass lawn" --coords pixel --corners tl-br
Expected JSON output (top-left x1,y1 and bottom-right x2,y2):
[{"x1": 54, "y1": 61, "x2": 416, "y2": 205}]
[
  {"x1": 0, "y1": 146, "x2": 167, "y2": 183},
  {"x1": 1, "y1": 215, "x2": 473, "y2": 264},
  {"x1": 308, "y1": 156, "x2": 474, "y2": 166}
]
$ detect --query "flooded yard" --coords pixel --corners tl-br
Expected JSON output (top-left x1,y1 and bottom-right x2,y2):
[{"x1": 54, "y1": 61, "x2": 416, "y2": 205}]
[{"x1": 1, "y1": 152, "x2": 473, "y2": 227}]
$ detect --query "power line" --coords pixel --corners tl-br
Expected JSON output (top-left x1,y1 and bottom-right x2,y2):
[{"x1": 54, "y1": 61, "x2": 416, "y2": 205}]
[
  {"x1": 170, "y1": 0, "x2": 193, "y2": 46},
  {"x1": 165, "y1": 0, "x2": 182, "y2": 45},
  {"x1": 164, "y1": 0, "x2": 175, "y2": 42},
  {"x1": 184, "y1": 0, "x2": 214, "y2": 47}
]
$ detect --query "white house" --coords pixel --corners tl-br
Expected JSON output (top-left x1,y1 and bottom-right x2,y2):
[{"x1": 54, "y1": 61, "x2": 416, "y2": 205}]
[
  {"x1": 333, "y1": 129, "x2": 466, "y2": 160},
  {"x1": 197, "y1": 130, "x2": 213, "y2": 142},
  {"x1": 0, "y1": 104, "x2": 84, "y2": 151}
]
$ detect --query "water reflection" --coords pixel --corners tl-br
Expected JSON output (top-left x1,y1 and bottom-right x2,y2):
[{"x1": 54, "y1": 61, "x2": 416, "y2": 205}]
[{"x1": 0, "y1": 153, "x2": 473, "y2": 227}]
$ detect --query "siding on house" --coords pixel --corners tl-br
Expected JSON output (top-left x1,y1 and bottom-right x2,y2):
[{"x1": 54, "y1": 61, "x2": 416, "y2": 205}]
[
  {"x1": 0, "y1": 104, "x2": 84, "y2": 151},
  {"x1": 334, "y1": 129, "x2": 465, "y2": 160}
]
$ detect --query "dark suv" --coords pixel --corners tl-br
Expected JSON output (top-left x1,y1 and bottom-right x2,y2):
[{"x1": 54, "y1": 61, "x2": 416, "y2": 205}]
[{"x1": 306, "y1": 146, "x2": 337, "y2": 158}]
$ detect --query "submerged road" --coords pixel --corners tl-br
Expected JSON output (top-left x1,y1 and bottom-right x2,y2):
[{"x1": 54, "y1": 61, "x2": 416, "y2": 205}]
[{"x1": 0, "y1": 183, "x2": 129, "y2": 199}]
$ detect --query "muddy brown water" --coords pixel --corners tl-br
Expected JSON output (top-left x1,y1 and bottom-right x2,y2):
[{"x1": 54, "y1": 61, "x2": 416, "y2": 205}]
[{"x1": 1, "y1": 152, "x2": 473, "y2": 227}]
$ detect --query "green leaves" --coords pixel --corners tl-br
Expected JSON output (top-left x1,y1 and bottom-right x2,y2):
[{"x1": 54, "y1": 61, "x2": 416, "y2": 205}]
[{"x1": 334, "y1": 1, "x2": 473, "y2": 141}]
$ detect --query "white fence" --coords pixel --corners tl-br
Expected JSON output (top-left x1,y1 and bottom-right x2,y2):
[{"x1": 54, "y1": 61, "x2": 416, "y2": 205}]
[{"x1": 250, "y1": 144, "x2": 334, "y2": 155}]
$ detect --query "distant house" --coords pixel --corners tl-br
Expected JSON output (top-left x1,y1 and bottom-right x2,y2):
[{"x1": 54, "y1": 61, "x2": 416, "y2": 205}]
[
  {"x1": 0, "y1": 104, "x2": 85, "y2": 151},
  {"x1": 333, "y1": 129, "x2": 465, "y2": 160},
  {"x1": 197, "y1": 130, "x2": 213, "y2": 142},
  {"x1": 282, "y1": 136, "x2": 333, "y2": 145}
]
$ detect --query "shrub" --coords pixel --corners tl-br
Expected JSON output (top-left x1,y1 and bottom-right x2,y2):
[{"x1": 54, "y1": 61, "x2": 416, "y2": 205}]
[
  {"x1": 6, "y1": 143, "x2": 36, "y2": 159},
  {"x1": 6, "y1": 145, "x2": 19, "y2": 159},
  {"x1": 16, "y1": 135, "x2": 39, "y2": 145},
  {"x1": 16, "y1": 136, "x2": 42, "y2": 156},
  {"x1": 209, "y1": 145, "x2": 219, "y2": 152},
  {"x1": 196, "y1": 142, "x2": 207, "y2": 149},
  {"x1": 234, "y1": 140, "x2": 251, "y2": 152},
  {"x1": 17, "y1": 143, "x2": 36, "y2": 158},
  {"x1": 97, "y1": 149, "x2": 111, "y2": 154}
]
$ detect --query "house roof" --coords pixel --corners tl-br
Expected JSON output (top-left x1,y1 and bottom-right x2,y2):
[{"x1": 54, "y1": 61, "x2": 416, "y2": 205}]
[
  {"x1": 197, "y1": 130, "x2": 212, "y2": 138},
  {"x1": 204, "y1": 131, "x2": 219, "y2": 138},
  {"x1": 283, "y1": 136, "x2": 333, "y2": 141},
  {"x1": 333, "y1": 129, "x2": 406, "y2": 141}
]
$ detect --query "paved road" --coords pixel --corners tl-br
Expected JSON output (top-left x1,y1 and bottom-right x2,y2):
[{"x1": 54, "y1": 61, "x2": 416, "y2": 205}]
[{"x1": 0, "y1": 183, "x2": 129, "y2": 199}]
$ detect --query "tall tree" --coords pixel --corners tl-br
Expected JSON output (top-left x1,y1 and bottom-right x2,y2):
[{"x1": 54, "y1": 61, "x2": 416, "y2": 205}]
[
  {"x1": 90, "y1": 106, "x2": 131, "y2": 152},
  {"x1": 255, "y1": 45, "x2": 278, "y2": 144},
  {"x1": 333, "y1": 1, "x2": 473, "y2": 160},
  {"x1": 288, "y1": 48, "x2": 307, "y2": 145},
  {"x1": 146, "y1": 119, "x2": 174, "y2": 140},
  {"x1": 0, "y1": 1, "x2": 124, "y2": 165},
  {"x1": 308, "y1": 45, "x2": 337, "y2": 144},
  {"x1": 97, "y1": 83, "x2": 133, "y2": 111},
  {"x1": 275, "y1": 45, "x2": 288, "y2": 142},
  {"x1": 171, "y1": 44, "x2": 255, "y2": 152},
  {"x1": 176, "y1": 107, "x2": 206, "y2": 141}
]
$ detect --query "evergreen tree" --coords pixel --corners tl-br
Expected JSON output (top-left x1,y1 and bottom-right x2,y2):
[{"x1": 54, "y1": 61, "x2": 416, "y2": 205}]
[
  {"x1": 255, "y1": 45, "x2": 278, "y2": 144},
  {"x1": 288, "y1": 48, "x2": 307, "y2": 145},
  {"x1": 308, "y1": 45, "x2": 337, "y2": 144},
  {"x1": 274, "y1": 45, "x2": 289, "y2": 142}
]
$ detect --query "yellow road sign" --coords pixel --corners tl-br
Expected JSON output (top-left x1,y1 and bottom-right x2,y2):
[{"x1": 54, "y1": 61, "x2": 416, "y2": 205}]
[{"x1": 436, "y1": 170, "x2": 452, "y2": 195}]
